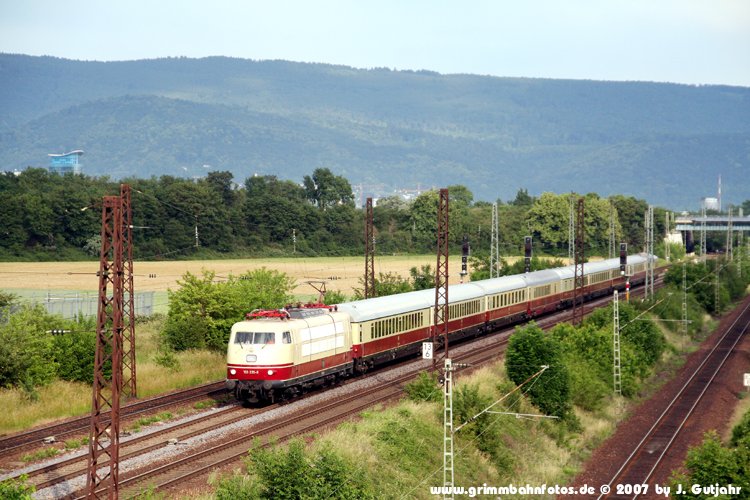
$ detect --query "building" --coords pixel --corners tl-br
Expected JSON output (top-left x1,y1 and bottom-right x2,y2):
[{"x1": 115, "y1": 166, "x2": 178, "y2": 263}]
[
  {"x1": 701, "y1": 197, "x2": 719, "y2": 211},
  {"x1": 48, "y1": 150, "x2": 84, "y2": 175}
]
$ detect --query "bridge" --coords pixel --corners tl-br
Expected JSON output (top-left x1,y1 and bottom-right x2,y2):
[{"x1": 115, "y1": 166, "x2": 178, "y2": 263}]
[{"x1": 675, "y1": 216, "x2": 750, "y2": 232}]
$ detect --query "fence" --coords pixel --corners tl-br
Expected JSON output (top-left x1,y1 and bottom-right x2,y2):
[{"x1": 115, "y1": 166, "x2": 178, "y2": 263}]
[{"x1": 28, "y1": 291, "x2": 155, "y2": 319}]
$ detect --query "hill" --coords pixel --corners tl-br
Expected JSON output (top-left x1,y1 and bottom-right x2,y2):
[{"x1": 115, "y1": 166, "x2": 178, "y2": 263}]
[{"x1": 1, "y1": 54, "x2": 748, "y2": 208}]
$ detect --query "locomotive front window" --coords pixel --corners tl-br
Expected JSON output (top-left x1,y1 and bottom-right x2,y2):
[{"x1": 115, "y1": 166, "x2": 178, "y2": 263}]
[{"x1": 234, "y1": 331, "x2": 276, "y2": 344}]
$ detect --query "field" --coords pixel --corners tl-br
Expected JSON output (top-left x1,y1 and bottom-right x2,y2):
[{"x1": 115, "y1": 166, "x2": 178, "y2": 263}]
[
  {"x1": 0, "y1": 255, "x2": 464, "y2": 433},
  {"x1": 0, "y1": 255, "x2": 469, "y2": 300}
]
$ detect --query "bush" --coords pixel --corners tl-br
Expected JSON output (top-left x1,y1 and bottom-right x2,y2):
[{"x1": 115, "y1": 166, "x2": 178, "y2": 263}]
[
  {"x1": 225, "y1": 439, "x2": 375, "y2": 499},
  {"x1": 670, "y1": 430, "x2": 750, "y2": 497},
  {"x1": 505, "y1": 323, "x2": 572, "y2": 419},
  {"x1": 0, "y1": 304, "x2": 58, "y2": 390},
  {"x1": 404, "y1": 371, "x2": 442, "y2": 403},
  {"x1": 163, "y1": 268, "x2": 295, "y2": 352},
  {"x1": 53, "y1": 329, "x2": 97, "y2": 384},
  {"x1": 452, "y1": 383, "x2": 510, "y2": 470},
  {"x1": 0, "y1": 474, "x2": 35, "y2": 499}
]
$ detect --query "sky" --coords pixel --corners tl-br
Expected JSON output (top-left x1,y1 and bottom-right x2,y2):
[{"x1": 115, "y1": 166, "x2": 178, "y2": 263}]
[{"x1": 1, "y1": 0, "x2": 749, "y2": 87}]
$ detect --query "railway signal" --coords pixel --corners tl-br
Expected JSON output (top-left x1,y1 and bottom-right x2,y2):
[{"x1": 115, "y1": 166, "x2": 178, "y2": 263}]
[
  {"x1": 460, "y1": 235, "x2": 469, "y2": 283},
  {"x1": 524, "y1": 236, "x2": 532, "y2": 273}
]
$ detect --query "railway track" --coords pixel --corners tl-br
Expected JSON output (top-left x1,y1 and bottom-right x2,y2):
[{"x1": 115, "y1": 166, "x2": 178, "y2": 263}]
[
  {"x1": 66, "y1": 281, "x2": 662, "y2": 498},
  {"x1": 77, "y1": 336, "x2": 513, "y2": 499},
  {"x1": 0, "y1": 381, "x2": 227, "y2": 458},
  {"x1": 6, "y1": 274, "x2": 662, "y2": 497},
  {"x1": 599, "y1": 297, "x2": 750, "y2": 499}
]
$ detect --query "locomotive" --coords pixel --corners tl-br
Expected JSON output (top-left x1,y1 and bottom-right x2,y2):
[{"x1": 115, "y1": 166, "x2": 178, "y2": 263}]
[{"x1": 225, "y1": 254, "x2": 649, "y2": 403}]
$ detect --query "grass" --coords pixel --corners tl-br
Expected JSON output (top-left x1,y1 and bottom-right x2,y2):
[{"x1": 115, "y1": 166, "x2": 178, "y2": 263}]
[
  {"x1": 64, "y1": 436, "x2": 89, "y2": 450},
  {"x1": 211, "y1": 303, "x2": 731, "y2": 499},
  {"x1": 22, "y1": 446, "x2": 60, "y2": 463},
  {"x1": 724, "y1": 392, "x2": 750, "y2": 442},
  {"x1": 129, "y1": 412, "x2": 173, "y2": 434},
  {"x1": 0, "y1": 316, "x2": 226, "y2": 435}
]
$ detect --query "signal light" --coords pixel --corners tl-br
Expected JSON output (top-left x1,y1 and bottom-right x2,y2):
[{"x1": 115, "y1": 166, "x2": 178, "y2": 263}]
[
  {"x1": 460, "y1": 235, "x2": 469, "y2": 278},
  {"x1": 524, "y1": 236, "x2": 532, "y2": 273},
  {"x1": 619, "y1": 243, "x2": 627, "y2": 274}
]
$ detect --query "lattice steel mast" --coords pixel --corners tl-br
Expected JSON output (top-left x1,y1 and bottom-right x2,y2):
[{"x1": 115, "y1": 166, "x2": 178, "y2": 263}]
[
  {"x1": 433, "y1": 189, "x2": 450, "y2": 371},
  {"x1": 120, "y1": 184, "x2": 136, "y2": 399},
  {"x1": 700, "y1": 205, "x2": 707, "y2": 261},
  {"x1": 490, "y1": 202, "x2": 499, "y2": 278},
  {"x1": 609, "y1": 204, "x2": 616, "y2": 259},
  {"x1": 572, "y1": 198, "x2": 585, "y2": 326},
  {"x1": 664, "y1": 211, "x2": 671, "y2": 262},
  {"x1": 644, "y1": 205, "x2": 654, "y2": 300},
  {"x1": 364, "y1": 197, "x2": 375, "y2": 299},
  {"x1": 682, "y1": 262, "x2": 688, "y2": 339},
  {"x1": 613, "y1": 290, "x2": 621, "y2": 396},
  {"x1": 442, "y1": 358, "x2": 455, "y2": 497},
  {"x1": 86, "y1": 196, "x2": 124, "y2": 499},
  {"x1": 726, "y1": 207, "x2": 733, "y2": 263},
  {"x1": 568, "y1": 195, "x2": 575, "y2": 264}
]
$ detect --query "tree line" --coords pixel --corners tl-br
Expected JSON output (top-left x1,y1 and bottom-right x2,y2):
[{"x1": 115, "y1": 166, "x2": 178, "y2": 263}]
[{"x1": 2, "y1": 167, "x2": 712, "y2": 262}]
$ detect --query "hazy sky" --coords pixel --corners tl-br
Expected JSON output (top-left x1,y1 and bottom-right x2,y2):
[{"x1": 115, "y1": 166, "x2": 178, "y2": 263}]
[{"x1": 1, "y1": 0, "x2": 749, "y2": 86}]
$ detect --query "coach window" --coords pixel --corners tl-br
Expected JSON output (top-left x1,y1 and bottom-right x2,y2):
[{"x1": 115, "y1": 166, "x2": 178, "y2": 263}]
[{"x1": 282, "y1": 332, "x2": 292, "y2": 344}]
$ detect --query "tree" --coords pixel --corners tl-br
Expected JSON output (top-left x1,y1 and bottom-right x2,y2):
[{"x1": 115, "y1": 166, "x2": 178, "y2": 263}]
[
  {"x1": 526, "y1": 192, "x2": 569, "y2": 252},
  {"x1": 352, "y1": 271, "x2": 412, "y2": 299},
  {"x1": 244, "y1": 175, "x2": 319, "y2": 248},
  {"x1": 163, "y1": 268, "x2": 295, "y2": 351},
  {"x1": 409, "y1": 264, "x2": 435, "y2": 290},
  {"x1": 505, "y1": 322, "x2": 572, "y2": 418},
  {"x1": 408, "y1": 190, "x2": 439, "y2": 251},
  {"x1": 302, "y1": 168, "x2": 354, "y2": 210},
  {"x1": 203, "y1": 170, "x2": 236, "y2": 206},
  {"x1": 510, "y1": 188, "x2": 534, "y2": 207},
  {"x1": 609, "y1": 195, "x2": 648, "y2": 250}
]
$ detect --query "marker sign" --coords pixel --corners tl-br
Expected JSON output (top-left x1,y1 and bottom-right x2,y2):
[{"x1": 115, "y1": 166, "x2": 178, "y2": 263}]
[
  {"x1": 422, "y1": 342, "x2": 434, "y2": 360},
  {"x1": 744, "y1": 373, "x2": 750, "y2": 388}
]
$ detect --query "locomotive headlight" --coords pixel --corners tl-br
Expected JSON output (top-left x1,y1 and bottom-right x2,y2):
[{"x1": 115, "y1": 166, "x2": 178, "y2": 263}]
[
  {"x1": 267, "y1": 370, "x2": 274, "y2": 376},
  {"x1": 229, "y1": 369, "x2": 236, "y2": 375},
  {"x1": 246, "y1": 354, "x2": 257, "y2": 362}
]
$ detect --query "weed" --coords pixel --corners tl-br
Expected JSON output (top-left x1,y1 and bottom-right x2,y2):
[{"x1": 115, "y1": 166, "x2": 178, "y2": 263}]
[{"x1": 22, "y1": 447, "x2": 59, "y2": 462}]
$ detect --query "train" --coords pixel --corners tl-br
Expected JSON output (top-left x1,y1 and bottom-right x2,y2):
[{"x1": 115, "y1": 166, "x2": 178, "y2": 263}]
[{"x1": 225, "y1": 253, "x2": 650, "y2": 403}]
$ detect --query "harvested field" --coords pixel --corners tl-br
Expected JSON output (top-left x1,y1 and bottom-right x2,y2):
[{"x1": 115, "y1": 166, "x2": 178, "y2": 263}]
[{"x1": 0, "y1": 255, "x2": 469, "y2": 299}]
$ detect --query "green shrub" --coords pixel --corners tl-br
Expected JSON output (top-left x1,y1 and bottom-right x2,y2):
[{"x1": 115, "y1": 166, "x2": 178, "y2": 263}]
[
  {"x1": 0, "y1": 474, "x2": 35, "y2": 499},
  {"x1": 404, "y1": 371, "x2": 441, "y2": 403},
  {"x1": 505, "y1": 322, "x2": 572, "y2": 419},
  {"x1": 670, "y1": 430, "x2": 750, "y2": 497},
  {"x1": 53, "y1": 329, "x2": 97, "y2": 384},
  {"x1": 0, "y1": 304, "x2": 58, "y2": 390},
  {"x1": 236, "y1": 439, "x2": 375, "y2": 499},
  {"x1": 163, "y1": 268, "x2": 294, "y2": 352}
]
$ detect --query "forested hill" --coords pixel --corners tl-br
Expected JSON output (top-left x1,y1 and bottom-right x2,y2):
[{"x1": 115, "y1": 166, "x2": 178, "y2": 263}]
[{"x1": 1, "y1": 54, "x2": 749, "y2": 208}]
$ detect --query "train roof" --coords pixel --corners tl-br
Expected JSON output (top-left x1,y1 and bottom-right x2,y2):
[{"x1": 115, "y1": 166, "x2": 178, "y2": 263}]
[
  {"x1": 336, "y1": 254, "x2": 650, "y2": 322},
  {"x1": 337, "y1": 281, "x2": 493, "y2": 322},
  {"x1": 522, "y1": 268, "x2": 566, "y2": 287},
  {"x1": 470, "y1": 274, "x2": 527, "y2": 295},
  {"x1": 336, "y1": 289, "x2": 434, "y2": 322}
]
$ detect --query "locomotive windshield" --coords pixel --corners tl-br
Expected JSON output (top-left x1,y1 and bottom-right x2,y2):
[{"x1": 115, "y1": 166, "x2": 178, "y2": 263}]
[{"x1": 234, "y1": 331, "x2": 276, "y2": 344}]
